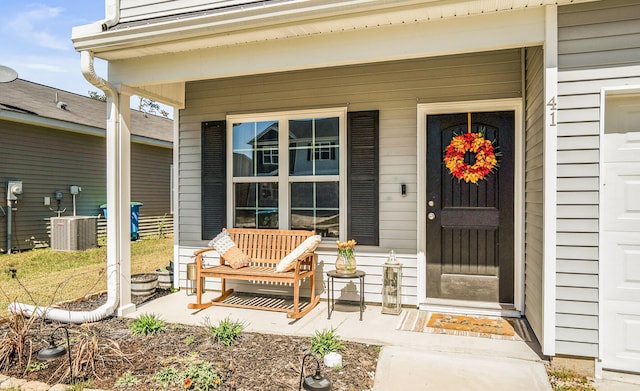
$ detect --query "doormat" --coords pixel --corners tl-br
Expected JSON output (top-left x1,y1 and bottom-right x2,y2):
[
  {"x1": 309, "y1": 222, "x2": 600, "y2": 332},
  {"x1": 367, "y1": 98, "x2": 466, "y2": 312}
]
[
  {"x1": 396, "y1": 310, "x2": 531, "y2": 341},
  {"x1": 427, "y1": 313, "x2": 515, "y2": 337}
]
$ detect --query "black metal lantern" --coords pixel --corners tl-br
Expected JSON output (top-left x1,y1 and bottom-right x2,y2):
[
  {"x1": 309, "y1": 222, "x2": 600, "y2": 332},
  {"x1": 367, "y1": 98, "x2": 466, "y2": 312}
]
[
  {"x1": 38, "y1": 326, "x2": 73, "y2": 383},
  {"x1": 298, "y1": 353, "x2": 331, "y2": 391},
  {"x1": 382, "y1": 250, "x2": 402, "y2": 315}
]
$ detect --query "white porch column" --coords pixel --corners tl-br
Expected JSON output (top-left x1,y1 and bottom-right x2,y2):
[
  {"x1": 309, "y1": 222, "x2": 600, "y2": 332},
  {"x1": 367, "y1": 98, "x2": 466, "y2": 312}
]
[
  {"x1": 542, "y1": 4, "x2": 558, "y2": 357},
  {"x1": 106, "y1": 90, "x2": 135, "y2": 317}
]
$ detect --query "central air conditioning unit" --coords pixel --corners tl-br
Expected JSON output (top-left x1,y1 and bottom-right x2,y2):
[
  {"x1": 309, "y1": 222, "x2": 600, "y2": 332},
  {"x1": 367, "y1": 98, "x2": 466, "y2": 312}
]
[{"x1": 50, "y1": 216, "x2": 98, "y2": 251}]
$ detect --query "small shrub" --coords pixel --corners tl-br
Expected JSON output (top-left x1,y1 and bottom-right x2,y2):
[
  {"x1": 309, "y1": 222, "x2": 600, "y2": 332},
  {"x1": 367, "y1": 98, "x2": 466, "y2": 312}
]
[
  {"x1": 184, "y1": 336, "x2": 196, "y2": 346},
  {"x1": 203, "y1": 317, "x2": 245, "y2": 347},
  {"x1": 66, "y1": 381, "x2": 91, "y2": 391},
  {"x1": 309, "y1": 327, "x2": 345, "y2": 357},
  {"x1": 129, "y1": 313, "x2": 166, "y2": 336},
  {"x1": 153, "y1": 353, "x2": 223, "y2": 390},
  {"x1": 26, "y1": 361, "x2": 48, "y2": 372},
  {"x1": 183, "y1": 360, "x2": 223, "y2": 390},
  {"x1": 157, "y1": 213, "x2": 168, "y2": 239},
  {"x1": 114, "y1": 371, "x2": 141, "y2": 388},
  {"x1": 153, "y1": 366, "x2": 181, "y2": 389},
  {"x1": 546, "y1": 367, "x2": 596, "y2": 391}
]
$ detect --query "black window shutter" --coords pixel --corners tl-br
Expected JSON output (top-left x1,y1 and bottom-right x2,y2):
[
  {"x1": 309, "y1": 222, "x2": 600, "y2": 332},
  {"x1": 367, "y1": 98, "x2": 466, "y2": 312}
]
[
  {"x1": 347, "y1": 111, "x2": 379, "y2": 246},
  {"x1": 201, "y1": 120, "x2": 226, "y2": 240}
]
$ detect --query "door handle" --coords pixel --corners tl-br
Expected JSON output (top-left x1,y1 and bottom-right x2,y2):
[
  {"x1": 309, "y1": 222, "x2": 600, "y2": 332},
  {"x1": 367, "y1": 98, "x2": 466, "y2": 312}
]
[{"x1": 427, "y1": 212, "x2": 436, "y2": 221}]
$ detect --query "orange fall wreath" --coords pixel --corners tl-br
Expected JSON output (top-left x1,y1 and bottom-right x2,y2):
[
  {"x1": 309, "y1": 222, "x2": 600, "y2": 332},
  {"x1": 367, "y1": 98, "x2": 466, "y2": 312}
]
[{"x1": 444, "y1": 132, "x2": 498, "y2": 184}]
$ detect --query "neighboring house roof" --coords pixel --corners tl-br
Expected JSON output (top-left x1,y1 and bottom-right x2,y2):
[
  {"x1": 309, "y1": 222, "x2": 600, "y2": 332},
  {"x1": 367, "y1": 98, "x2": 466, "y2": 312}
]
[{"x1": 0, "y1": 79, "x2": 172, "y2": 145}]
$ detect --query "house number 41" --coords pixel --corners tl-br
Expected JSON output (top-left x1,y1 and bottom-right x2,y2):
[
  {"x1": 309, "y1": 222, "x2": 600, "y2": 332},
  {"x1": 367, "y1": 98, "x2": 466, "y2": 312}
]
[{"x1": 547, "y1": 96, "x2": 557, "y2": 127}]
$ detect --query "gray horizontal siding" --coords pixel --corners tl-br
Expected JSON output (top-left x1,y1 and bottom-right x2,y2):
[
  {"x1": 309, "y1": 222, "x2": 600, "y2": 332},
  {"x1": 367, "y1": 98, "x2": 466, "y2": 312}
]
[
  {"x1": 554, "y1": 0, "x2": 640, "y2": 358},
  {"x1": 558, "y1": 0, "x2": 640, "y2": 70},
  {"x1": 177, "y1": 49, "x2": 523, "y2": 303},
  {"x1": 0, "y1": 121, "x2": 172, "y2": 251}
]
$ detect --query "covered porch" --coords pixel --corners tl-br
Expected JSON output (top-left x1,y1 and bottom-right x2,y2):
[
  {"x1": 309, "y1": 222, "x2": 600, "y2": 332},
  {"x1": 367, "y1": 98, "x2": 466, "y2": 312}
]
[{"x1": 71, "y1": 0, "x2": 561, "y2": 363}]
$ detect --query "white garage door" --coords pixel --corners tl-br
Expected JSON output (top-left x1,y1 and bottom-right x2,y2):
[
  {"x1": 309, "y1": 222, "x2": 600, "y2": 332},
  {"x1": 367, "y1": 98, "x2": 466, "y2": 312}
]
[{"x1": 601, "y1": 92, "x2": 640, "y2": 373}]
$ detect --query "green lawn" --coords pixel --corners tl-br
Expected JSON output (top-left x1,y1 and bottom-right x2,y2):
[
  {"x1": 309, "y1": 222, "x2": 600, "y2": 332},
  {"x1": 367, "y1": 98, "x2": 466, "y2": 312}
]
[{"x1": 0, "y1": 237, "x2": 173, "y2": 317}]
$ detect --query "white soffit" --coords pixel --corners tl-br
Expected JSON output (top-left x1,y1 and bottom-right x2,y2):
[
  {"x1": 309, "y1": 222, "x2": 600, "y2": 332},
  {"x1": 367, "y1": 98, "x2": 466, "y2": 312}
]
[
  {"x1": 74, "y1": 0, "x2": 593, "y2": 61},
  {"x1": 108, "y1": 6, "x2": 544, "y2": 87}
]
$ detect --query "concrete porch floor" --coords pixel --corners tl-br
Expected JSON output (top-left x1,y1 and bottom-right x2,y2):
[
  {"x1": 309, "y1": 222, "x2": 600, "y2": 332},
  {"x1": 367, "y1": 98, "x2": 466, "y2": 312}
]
[{"x1": 127, "y1": 290, "x2": 553, "y2": 390}]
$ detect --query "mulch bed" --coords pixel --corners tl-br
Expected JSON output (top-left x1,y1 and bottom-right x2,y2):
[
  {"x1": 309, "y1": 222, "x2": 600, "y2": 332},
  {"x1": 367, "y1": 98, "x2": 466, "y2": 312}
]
[{"x1": 0, "y1": 291, "x2": 379, "y2": 390}]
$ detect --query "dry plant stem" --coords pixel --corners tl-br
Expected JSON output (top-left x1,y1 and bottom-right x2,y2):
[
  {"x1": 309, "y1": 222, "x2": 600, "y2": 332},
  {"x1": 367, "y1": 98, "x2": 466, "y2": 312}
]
[
  {"x1": 0, "y1": 308, "x2": 37, "y2": 374},
  {"x1": 49, "y1": 324, "x2": 131, "y2": 384}
]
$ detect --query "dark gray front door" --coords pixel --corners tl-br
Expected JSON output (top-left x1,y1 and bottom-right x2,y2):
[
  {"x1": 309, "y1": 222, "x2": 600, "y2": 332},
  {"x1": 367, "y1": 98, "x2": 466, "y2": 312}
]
[{"x1": 426, "y1": 111, "x2": 514, "y2": 304}]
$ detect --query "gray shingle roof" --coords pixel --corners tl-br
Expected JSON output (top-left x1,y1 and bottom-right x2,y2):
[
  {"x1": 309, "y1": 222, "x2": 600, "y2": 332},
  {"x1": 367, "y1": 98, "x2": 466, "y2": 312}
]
[{"x1": 0, "y1": 79, "x2": 172, "y2": 143}]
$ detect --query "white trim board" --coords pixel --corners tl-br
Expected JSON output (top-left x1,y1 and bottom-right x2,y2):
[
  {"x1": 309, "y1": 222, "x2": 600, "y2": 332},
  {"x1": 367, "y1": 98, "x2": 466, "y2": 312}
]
[{"x1": 542, "y1": 4, "x2": 558, "y2": 357}]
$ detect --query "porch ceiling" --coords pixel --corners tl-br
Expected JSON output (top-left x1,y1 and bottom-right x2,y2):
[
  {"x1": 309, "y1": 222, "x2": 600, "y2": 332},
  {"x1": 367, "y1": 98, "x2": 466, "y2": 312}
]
[{"x1": 72, "y1": 0, "x2": 588, "y2": 61}]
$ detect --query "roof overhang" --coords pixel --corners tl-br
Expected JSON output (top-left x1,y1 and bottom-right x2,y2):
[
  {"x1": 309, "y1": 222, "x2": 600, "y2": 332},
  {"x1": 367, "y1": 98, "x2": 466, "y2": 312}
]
[
  {"x1": 0, "y1": 110, "x2": 172, "y2": 148},
  {"x1": 73, "y1": 0, "x2": 589, "y2": 61},
  {"x1": 71, "y1": 0, "x2": 596, "y2": 104}
]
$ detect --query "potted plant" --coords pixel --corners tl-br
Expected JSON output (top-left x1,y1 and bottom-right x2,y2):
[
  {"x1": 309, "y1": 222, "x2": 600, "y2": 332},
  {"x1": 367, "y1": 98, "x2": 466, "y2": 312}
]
[
  {"x1": 131, "y1": 273, "x2": 158, "y2": 297},
  {"x1": 155, "y1": 261, "x2": 173, "y2": 289},
  {"x1": 309, "y1": 327, "x2": 345, "y2": 368},
  {"x1": 335, "y1": 240, "x2": 357, "y2": 274}
]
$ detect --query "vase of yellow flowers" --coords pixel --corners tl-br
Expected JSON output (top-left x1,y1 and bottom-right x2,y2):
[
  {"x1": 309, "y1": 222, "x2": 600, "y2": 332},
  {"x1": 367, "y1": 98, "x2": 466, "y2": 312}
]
[{"x1": 335, "y1": 239, "x2": 357, "y2": 274}]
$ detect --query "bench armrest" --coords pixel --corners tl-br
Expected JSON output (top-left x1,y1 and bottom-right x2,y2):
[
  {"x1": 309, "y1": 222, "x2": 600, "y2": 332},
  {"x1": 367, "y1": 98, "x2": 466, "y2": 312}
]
[
  {"x1": 294, "y1": 252, "x2": 317, "y2": 274},
  {"x1": 193, "y1": 247, "x2": 218, "y2": 269}
]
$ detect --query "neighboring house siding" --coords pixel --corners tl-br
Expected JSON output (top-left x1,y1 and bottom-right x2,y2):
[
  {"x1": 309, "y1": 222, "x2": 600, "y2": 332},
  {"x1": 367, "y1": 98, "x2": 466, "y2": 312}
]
[
  {"x1": 556, "y1": 0, "x2": 640, "y2": 357},
  {"x1": 178, "y1": 49, "x2": 522, "y2": 303},
  {"x1": 0, "y1": 121, "x2": 105, "y2": 251},
  {"x1": 131, "y1": 142, "x2": 172, "y2": 216},
  {"x1": 0, "y1": 121, "x2": 172, "y2": 251},
  {"x1": 524, "y1": 46, "x2": 545, "y2": 344}
]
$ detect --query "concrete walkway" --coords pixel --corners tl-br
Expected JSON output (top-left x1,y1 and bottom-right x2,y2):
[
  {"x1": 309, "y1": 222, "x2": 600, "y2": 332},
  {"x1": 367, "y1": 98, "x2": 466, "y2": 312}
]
[{"x1": 129, "y1": 291, "x2": 552, "y2": 390}]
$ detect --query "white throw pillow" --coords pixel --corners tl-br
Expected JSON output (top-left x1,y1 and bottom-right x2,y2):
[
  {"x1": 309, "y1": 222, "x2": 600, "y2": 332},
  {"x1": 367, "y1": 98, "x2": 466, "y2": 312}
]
[
  {"x1": 208, "y1": 230, "x2": 251, "y2": 269},
  {"x1": 275, "y1": 235, "x2": 322, "y2": 273}
]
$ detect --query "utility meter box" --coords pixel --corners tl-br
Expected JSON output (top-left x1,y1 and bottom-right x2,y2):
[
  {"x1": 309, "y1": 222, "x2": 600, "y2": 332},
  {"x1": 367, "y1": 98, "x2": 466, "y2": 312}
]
[
  {"x1": 50, "y1": 216, "x2": 98, "y2": 251},
  {"x1": 7, "y1": 181, "x2": 22, "y2": 200}
]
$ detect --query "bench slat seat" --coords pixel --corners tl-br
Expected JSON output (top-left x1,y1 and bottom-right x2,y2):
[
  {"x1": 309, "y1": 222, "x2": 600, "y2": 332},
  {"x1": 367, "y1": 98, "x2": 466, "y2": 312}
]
[
  {"x1": 187, "y1": 228, "x2": 320, "y2": 319},
  {"x1": 202, "y1": 265, "x2": 304, "y2": 280}
]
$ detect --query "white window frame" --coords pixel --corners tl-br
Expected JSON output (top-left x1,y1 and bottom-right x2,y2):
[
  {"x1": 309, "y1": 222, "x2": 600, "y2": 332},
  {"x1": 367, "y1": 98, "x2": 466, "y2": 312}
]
[
  {"x1": 262, "y1": 148, "x2": 279, "y2": 165},
  {"x1": 314, "y1": 141, "x2": 335, "y2": 161},
  {"x1": 226, "y1": 107, "x2": 347, "y2": 236}
]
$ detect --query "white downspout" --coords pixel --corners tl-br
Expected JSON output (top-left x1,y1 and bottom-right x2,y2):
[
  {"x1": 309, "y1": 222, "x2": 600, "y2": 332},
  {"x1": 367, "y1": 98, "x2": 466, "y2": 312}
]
[
  {"x1": 102, "y1": 0, "x2": 120, "y2": 31},
  {"x1": 8, "y1": 51, "x2": 121, "y2": 323}
]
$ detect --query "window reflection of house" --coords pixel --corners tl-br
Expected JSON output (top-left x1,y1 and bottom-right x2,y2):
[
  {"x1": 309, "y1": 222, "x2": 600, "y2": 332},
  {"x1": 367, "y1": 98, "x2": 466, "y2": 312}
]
[
  {"x1": 288, "y1": 117, "x2": 339, "y2": 176},
  {"x1": 233, "y1": 115, "x2": 340, "y2": 235},
  {"x1": 250, "y1": 122, "x2": 279, "y2": 176}
]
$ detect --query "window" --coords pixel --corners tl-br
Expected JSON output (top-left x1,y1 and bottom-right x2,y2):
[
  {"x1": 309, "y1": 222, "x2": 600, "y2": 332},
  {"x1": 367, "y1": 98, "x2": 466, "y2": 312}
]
[
  {"x1": 263, "y1": 148, "x2": 279, "y2": 165},
  {"x1": 228, "y1": 108, "x2": 346, "y2": 237},
  {"x1": 202, "y1": 110, "x2": 378, "y2": 245}
]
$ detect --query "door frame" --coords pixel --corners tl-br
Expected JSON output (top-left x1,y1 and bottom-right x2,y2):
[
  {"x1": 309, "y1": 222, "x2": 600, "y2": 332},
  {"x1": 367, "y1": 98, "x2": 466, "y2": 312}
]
[{"x1": 416, "y1": 98, "x2": 525, "y2": 314}]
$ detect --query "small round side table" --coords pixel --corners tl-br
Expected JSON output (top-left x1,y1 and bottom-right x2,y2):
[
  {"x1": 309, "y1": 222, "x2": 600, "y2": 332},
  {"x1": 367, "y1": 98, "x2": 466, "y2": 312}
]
[{"x1": 326, "y1": 270, "x2": 365, "y2": 321}]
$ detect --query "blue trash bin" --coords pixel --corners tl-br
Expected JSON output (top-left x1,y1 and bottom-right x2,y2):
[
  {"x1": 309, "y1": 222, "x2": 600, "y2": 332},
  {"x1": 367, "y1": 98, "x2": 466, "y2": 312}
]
[{"x1": 100, "y1": 202, "x2": 144, "y2": 240}]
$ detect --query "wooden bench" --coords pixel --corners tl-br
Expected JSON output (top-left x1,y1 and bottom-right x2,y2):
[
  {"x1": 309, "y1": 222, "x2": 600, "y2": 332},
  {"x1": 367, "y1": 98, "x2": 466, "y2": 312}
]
[{"x1": 187, "y1": 228, "x2": 320, "y2": 319}]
